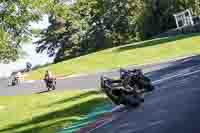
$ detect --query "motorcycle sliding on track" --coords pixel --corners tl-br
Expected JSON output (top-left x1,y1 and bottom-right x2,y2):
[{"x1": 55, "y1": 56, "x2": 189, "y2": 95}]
[{"x1": 100, "y1": 68, "x2": 155, "y2": 107}]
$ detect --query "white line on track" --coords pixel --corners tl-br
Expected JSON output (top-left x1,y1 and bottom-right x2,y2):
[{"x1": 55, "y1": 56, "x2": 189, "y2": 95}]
[
  {"x1": 152, "y1": 69, "x2": 200, "y2": 84},
  {"x1": 149, "y1": 120, "x2": 165, "y2": 126}
]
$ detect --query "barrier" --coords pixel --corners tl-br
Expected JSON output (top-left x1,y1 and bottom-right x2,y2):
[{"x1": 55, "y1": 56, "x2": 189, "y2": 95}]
[{"x1": 155, "y1": 23, "x2": 200, "y2": 38}]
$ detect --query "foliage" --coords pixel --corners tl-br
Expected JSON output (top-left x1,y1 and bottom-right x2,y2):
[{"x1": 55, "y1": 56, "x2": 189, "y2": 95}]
[
  {"x1": 0, "y1": 26, "x2": 18, "y2": 63},
  {"x1": 36, "y1": 0, "x2": 200, "y2": 63},
  {"x1": 138, "y1": 0, "x2": 200, "y2": 38},
  {"x1": 14, "y1": 0, "x2": 198, "y2": 63},
  {"x1": 36, "y1": 0, "x2": 146, "y2": 62},
  {"x1": 0, "y1": 0, "x2": 55, "y2": 62}
]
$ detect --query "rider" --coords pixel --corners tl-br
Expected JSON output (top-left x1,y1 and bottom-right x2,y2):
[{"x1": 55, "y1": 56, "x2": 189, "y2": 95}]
[
  {"x1": 44, "y1": 70, "x2": 55, "y2": 87},
  {"x1": 122, "y1": 69, "x2": 140, "y2": 88},
  {"x1": 126, "y1": 69, "x2": 154, "y2": 92},
  {"x1": 10, "y1": 72, "x2": 22, "y2": 85},
  {"x1": 26, "y1": 62, "x2": 32, "y2": 72},
  {"x1": 15, "y1": 72, "x2": 22, "y2": 81}
]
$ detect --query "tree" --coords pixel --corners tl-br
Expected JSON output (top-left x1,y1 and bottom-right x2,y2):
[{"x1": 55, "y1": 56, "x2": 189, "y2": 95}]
[
  {"x1": 138, "y1": 0, "x2": 200, "y2": 39},
  {"x1": 36, "y1": 0, "x2": 200, "y2": 63},
  {"x1": 0, "y1": 26, "x2": 18, "y2": 63},
  {"x1": 0, "y1": 0, "x2": 55, "y2": 63},
  {"x1": 36, "y1": 0, "x2": 146, "y2": 62}
]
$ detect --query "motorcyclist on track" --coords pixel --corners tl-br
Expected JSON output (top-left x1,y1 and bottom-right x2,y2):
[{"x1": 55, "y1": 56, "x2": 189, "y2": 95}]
[
  {"x1": 121, "y1": 71, "x2": 144, "y2": 102},
  {"x1": 26, "y1": 62, "x2": 32, "y2": 72},
  {"x1": 15, "y1": 72, "x2": 22, "y2": 82},
  {"x1": 122, "y1": 69, "x2": 154, "y2": 92},
  {"x1": 44, "y1": 70, "x2": 56, "y2": 90},
  {"x1": 11, "y1": 72, "x2": 22, "y2": 85}
]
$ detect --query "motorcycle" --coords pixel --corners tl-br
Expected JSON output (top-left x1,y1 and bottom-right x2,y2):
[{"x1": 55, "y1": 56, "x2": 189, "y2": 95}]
[
  {"x1": 100, "y1": 68, "x2": 155, "y2": 107},
  {"x1": 45, "y1": 78, "x2": 56, "y2": 91},
  {"x1": 8, "y1": 75, "x2": 20, "y2": 86},
  {"x1": 100, "y1": 76, "x2": 143, "y2": 107},
  {"x1": 120, "y1": 68, "x2": 155, "y2": 92}
]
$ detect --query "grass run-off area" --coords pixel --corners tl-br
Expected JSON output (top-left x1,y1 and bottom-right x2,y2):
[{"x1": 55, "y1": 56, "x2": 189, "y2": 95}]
[
  {"x1": 27, "y1": 33, "x2": 200, "y2": 80},
  {"x1": 0, "y1": 90, "x2": 108, "y2": 133}
]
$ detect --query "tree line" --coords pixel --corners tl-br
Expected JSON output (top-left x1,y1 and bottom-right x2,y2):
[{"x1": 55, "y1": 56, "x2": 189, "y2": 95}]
[{"x1": 1, "y1": 0, "x2": 200, "y2": 63}]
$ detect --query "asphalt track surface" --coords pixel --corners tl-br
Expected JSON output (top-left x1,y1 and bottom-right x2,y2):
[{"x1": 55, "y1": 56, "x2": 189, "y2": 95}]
[
  {"x1": 1, "y1": 55, "x2": 200, "y2": 133},
  {"x1": 0, "y1": 55, "x2": 198, "y2": 96},
  {"x1": 90, "y1": 55, "x2": 200, "y2": 133}
]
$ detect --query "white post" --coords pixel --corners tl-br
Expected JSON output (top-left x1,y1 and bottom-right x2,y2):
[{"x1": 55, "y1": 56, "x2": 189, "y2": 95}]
[
  {"x1": 188, "y1": 9, "x2": 194, "y2": 25},
  {"x1": 174, "y1": 15, "x2": 179, "y2": 28},
  {"x1": 183, "y1": 13, "x2": 187, "y2": 26}
]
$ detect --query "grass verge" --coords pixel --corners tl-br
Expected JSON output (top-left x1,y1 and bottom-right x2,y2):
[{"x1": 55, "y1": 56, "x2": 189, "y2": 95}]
[
  {"x1": 27, "y1": 33, "x2": 200, "y2": 80},
  {"x1": 0, "y1": 90, "x2": 108, "y2": 133}
]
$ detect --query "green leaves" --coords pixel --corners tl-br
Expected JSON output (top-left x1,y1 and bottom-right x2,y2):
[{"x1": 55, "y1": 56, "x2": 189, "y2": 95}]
[
  {"x1": 36, "y1": 0, "x2": 200, "y2": 63},
  {"x1": 0, "y1": 0, "x2": 56, "y2": 62},
  {"x1": 37, "y1": 0, "x2": 145, "y2": 62},
  {"x1": 137, "y1": 0, "x2": 200, "y2": 39},
  {"x1": 0, "y1": 26, "x2": 19, "y2": 63}
]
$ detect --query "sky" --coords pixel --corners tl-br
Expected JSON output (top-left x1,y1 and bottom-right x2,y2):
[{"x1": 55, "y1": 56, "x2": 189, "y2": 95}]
[{"x1": 0, "y1": 15, "x2": 54, "y2": 77}]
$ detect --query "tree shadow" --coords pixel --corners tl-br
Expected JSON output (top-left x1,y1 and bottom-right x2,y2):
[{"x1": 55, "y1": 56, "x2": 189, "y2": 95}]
[
  {"x1": 43, "y1": 90, "x2": 103, "y2": 108},
  {"x1": 0, "y1": 97, "x2": 108, "y2": 133},
  {"x1": 36, "y1": 90, "x2": 50, "y2": 94},
  {"x1": 116, "y1": 33, "x2": 200, "y2": 52}
]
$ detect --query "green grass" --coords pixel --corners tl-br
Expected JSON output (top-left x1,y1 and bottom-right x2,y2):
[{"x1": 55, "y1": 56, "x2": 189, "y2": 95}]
[
  {"x1": 0, "y1": 90, "x2": 108, "y2": 133},
  {"x1": 27, "y1": 33, "x2": 200, "y2": 80}
]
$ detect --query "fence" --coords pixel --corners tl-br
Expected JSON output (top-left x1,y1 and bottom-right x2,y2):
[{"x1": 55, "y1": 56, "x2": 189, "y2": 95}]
[{"x1": 155, "y1": 23, "x2": 200, "y2": 38}]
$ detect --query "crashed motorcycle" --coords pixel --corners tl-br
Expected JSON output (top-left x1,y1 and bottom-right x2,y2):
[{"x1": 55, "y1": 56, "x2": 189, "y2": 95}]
[
  {"x1": 100, "y1": 68, "x2": 154, "y2": 107},
  {"x1": 120, "y1": 68, "x2": 155, "y2": 92},
  {"x1": 101, "y1": 76, "x2": 144, "y2": 107}
]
